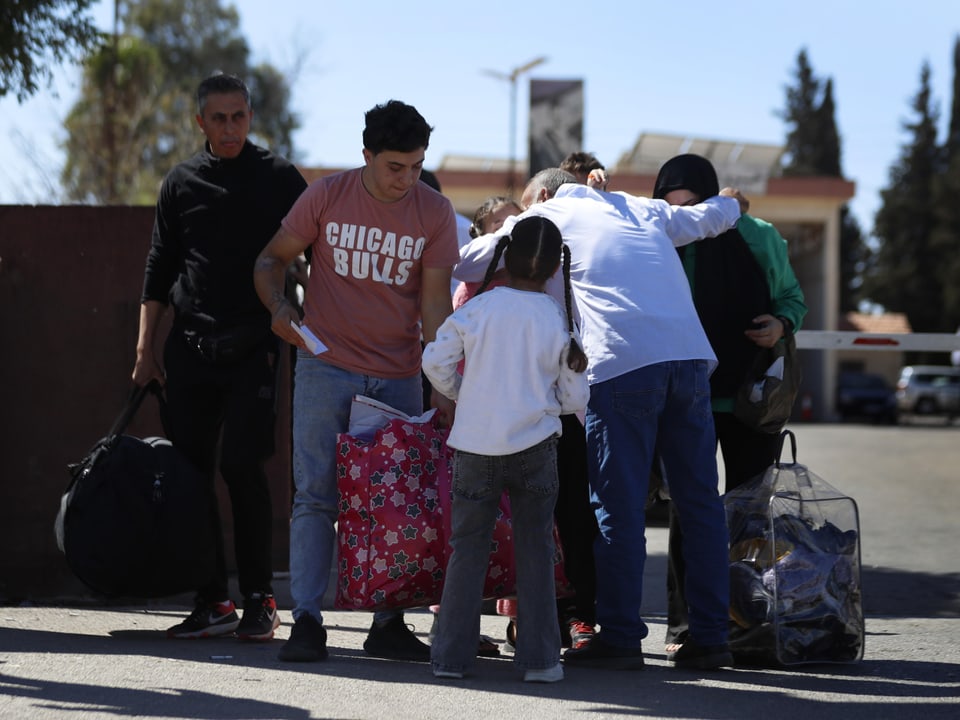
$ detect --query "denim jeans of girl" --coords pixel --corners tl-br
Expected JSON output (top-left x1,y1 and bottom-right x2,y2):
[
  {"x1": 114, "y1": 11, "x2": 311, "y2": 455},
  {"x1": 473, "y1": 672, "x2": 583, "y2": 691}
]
[
  {"x1": 290, "y1": 351, "x2": 423, "y2": 625},
  {"x1": 431, "y1": 436, "x2": 562, "y2": 674},
  {"x1": 586, "y1": 360, "x2": 730, "y2": 648}
]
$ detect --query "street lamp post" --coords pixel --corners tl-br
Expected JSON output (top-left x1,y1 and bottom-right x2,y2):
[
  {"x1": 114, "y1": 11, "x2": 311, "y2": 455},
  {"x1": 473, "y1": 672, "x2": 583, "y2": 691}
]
[{"x1": 482, "y1": 56, "x2": 548, "y2": 195}]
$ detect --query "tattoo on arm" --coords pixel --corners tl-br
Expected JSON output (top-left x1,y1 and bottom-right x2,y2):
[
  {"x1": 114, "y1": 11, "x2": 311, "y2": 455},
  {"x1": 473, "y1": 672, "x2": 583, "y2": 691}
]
[
  {"x1": 269, "y1": 291, "x2": 289, "y2": 314},
  {"x1": 255, "y1": 256, "x2": 281, "y2": 273}
]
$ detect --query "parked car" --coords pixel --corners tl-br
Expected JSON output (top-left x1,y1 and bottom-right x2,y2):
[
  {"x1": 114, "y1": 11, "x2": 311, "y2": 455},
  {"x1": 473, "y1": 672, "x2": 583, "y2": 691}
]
[
  {"x1": 895, "y1": 365, "x2": 960, "y2": 423},
  {"x1": 835, "y1": 371, "x2": 898, "y2": 423}
]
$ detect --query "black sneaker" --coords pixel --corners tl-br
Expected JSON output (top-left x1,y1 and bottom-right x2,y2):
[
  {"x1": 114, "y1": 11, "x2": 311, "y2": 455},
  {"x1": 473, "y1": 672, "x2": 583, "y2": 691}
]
[
  {"x1": 237, "y1": 593, "x2": 280, "y2": 642},
  {"x1": 562, "y1": 634, "x2": 645, "y2": 670},
  {"x1": 278, "y1": 614, "x2": 328, "y2": 662},
  {"x1": 167, "y1": 600, "x2": 239, "y2": 639},
  {"x1": 668, "y1": 638, "x2": 734, "y2": 670},
  {"x1": 363, "y1": 615, "x2": 430, "y2": 662}
]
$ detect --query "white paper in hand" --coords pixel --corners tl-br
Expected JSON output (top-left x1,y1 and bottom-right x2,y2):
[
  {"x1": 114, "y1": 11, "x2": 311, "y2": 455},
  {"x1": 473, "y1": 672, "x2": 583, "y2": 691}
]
[{"x1": 290, "y1": 321, "x2": 328, "y2": 355}]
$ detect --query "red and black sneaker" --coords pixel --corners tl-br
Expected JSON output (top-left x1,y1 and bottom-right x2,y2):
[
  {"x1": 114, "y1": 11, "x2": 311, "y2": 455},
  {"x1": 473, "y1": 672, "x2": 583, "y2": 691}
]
[
  {"x1": 237, "y1": 593, "x2": 280, "y2": 642},
  {"x1": 568, "y1": 620, "x2": 596, "y2": 651},
  {"x1": 167, "y1": 600, "x2": 239, "y2": 639}
]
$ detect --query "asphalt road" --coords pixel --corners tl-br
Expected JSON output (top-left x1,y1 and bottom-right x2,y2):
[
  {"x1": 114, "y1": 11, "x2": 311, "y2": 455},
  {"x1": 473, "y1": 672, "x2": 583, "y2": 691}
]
[{"x1": 1, "y1": 423, "x2": 958, "y2": 720}]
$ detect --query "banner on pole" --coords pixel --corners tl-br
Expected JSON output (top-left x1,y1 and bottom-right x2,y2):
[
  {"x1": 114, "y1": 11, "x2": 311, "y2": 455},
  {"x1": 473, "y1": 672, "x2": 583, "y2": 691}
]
[{"x1": 528, "y1": 79, "x2": 584, "y2": 178}]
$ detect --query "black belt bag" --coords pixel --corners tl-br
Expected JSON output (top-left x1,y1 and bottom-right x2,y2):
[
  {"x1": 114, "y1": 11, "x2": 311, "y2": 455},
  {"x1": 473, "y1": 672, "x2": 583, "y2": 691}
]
[{"x1": 182, "y1": 325, "x2": 270, "y2": 363}]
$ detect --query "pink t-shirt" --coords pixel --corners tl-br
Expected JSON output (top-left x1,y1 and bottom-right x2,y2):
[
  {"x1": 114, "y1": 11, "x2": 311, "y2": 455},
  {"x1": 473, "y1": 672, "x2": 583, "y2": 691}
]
[
  {"x1": 452, "y1": 271, "x2": 510, "y2": 311},
  {"x1": 282, "y1": 168, "x2": 459, "y2": 378}
]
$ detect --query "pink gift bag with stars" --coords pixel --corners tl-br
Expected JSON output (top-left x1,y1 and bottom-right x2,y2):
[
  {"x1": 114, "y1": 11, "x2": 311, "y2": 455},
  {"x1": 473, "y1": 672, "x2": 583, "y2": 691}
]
[
  {"x1": 334, "y1": 402, "x2": 569, "y2": 611},
  {"x1": 335, "y1": 416, "x2": 451, "y2": 610}
]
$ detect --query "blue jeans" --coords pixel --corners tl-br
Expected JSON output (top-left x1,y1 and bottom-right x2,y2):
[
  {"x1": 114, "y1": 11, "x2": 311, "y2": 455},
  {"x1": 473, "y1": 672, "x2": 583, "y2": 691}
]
[
  {"x1": 431, "y1": 436, "x2": 561, "y2": 673},
  {"x1": 290, "y1": 352, "x2": 423, "y2": 624},
  {"x1": 585, "y1": 360, "x2": 730, "y2": 648}
]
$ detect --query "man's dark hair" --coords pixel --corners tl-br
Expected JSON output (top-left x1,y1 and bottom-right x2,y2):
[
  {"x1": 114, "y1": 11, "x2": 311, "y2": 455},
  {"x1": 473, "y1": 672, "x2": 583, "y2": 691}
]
[
  {"x1": 197, "y1": 72, "x2": 251, "y2": 115},
  {"x1": 363, "y1": 100, "x2": 433, "y2": 154},
  {"x1": 560, "y1": 151, "x2": 605, "y2": 176}
]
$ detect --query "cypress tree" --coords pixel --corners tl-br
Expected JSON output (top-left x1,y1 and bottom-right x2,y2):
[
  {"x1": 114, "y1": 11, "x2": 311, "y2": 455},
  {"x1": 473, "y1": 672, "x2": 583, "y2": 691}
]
[
  {"x1": 931, "y1": 37, "x2": 960, "y2": 334},
  {"x1": 865, "y1": 63, "x2": 947, "y2": 337},
  {"x1": 781, "y1": 50, "x2": 866, "y2": 312}
]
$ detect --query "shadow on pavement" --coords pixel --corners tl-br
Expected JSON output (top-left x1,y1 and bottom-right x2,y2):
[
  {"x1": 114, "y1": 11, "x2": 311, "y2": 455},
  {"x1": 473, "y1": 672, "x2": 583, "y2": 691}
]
[
  {"x1": 862, "y1": 567, "x2": 960, "y2": 617},
  {"x1": 2, "y1": 615, "x2": 958, "y2": 720}
]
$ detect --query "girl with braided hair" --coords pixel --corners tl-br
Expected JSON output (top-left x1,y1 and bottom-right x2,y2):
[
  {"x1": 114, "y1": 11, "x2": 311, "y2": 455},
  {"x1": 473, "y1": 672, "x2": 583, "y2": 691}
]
[{"x1": 422, "y1": 215, "x2": 588, "y2": 683}]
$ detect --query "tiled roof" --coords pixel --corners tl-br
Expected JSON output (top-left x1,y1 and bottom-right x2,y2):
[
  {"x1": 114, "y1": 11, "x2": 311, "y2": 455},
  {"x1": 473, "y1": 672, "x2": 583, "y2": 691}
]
[{"x1": 839, "y1": 312, "x2": 912, "y2": 334}]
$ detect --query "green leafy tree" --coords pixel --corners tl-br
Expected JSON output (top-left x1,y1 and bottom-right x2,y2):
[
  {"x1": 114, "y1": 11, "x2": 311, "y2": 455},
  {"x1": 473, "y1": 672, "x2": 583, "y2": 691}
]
[
  {"x1": 0, "y1": 0, "x2": 101, "y2": 101},
  {"x1": 61, "y1": 0, "x2": 299, "y2": 203},
  {"x1": 61, "y1": 36, "x2": 162, "y2": 204},
  {"x1": 780, "y1": 49, "x2": 867, "y2": 313},
  {"x1": 864, "y1": 63, "x2": 947, "y2": 335}
]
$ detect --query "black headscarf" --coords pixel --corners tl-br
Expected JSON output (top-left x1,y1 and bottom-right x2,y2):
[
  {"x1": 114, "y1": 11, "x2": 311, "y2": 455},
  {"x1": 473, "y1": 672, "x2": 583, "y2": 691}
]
[
  {"x1": 653, "y1": 154, "x2": 772, "y2": 398},
  {"x1": 653, "y1": 153, "x2": 720, "y2": 201}
]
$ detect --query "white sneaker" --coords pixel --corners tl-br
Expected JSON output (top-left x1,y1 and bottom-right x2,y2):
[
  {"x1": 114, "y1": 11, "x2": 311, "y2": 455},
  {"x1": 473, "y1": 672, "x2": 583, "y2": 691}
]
[
  {"x1": 433, "y1": 668, "x2": 464, "y2": 679},
  {"x1": 523, "y1": 663, "x2": 564, "y2": 683}
]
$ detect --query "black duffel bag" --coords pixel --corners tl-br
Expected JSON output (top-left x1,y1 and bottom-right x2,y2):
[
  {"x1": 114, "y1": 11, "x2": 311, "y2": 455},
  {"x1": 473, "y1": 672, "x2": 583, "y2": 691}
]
[{"x1": 54, "y1": 382, "x2": 217, "y2": 598}]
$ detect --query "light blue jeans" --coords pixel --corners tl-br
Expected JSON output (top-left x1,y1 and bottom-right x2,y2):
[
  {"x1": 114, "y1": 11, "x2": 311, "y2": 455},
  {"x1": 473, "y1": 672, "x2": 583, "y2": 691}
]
[
  {"x1": 586, "y1": 360, "x2": 730, "y2": 648},
  {"x1": 430, "y1": 436, "x2": 561, "y2": 674},
  {"x1": 290, "y1": 352, "x2": 423, "y2": 625}
]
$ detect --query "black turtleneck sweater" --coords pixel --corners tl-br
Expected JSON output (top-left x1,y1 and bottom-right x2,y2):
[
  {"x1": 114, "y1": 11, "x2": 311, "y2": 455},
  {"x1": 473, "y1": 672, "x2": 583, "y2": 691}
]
[{"x1": 141, "y1": 141, "x2": 307, "y2": 334}]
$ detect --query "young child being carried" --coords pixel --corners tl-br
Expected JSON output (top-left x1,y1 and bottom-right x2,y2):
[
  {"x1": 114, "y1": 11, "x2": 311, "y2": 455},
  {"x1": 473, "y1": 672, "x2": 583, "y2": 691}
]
[
  {"x1": 451, "y1": 195, "x2": 522, "y2": 310},
  {"x1": 423, "y1": 216, "x2": 589, "y2": 683}
]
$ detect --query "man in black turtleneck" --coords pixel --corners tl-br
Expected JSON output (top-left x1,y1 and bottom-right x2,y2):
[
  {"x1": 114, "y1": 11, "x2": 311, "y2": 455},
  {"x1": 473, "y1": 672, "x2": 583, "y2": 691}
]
[{"x1": 132, "y1": 72, "x2": 307, "y2": 643}]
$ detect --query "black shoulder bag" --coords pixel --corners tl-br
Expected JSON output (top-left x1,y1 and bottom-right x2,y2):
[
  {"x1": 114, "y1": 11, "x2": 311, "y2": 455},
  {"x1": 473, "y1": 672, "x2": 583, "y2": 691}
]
[{"x1": 54, "y1": 382, "x2": 217, "y2": 598}]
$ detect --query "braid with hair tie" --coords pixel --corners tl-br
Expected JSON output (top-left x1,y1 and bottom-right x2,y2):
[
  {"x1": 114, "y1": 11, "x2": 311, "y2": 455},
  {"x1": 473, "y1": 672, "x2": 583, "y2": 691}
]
[
  {"x1": 477, "y1": 235, "x2": 510, "y2": 295},
  {"x1": 562, "y1": 244, "x2": 588, "y2": 372}
]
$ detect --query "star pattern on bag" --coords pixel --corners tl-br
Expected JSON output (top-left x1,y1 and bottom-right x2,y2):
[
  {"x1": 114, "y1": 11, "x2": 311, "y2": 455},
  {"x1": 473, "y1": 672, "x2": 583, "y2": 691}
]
[
  {"x1": 405, "y1": 471, "x2": 422, "y2": 491},
  {"x1": 335, "y1": 417, "x2": 568, "y2": 612},
  {"x1": 380, "y1": 431, "x2": 398, "y2": 448}
]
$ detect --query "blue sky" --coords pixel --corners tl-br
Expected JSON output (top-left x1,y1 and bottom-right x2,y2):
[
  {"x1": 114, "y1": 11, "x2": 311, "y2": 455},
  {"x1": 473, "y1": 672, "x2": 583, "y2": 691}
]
[{"x1": 1, "y1": 0, "x2": 957, "y2": 238}]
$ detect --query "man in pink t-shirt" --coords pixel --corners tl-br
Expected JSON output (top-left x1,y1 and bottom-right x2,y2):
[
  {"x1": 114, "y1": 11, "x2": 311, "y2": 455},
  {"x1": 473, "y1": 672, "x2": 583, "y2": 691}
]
[{"x1": 254, "y1": 100, "x2": 459, "y2": 663}]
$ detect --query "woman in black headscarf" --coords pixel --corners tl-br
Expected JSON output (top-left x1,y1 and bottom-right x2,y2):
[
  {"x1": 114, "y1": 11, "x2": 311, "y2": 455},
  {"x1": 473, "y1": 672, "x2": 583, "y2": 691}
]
[{"x1": 652, "y1": 153, "x2": 807, "y2": 655}]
